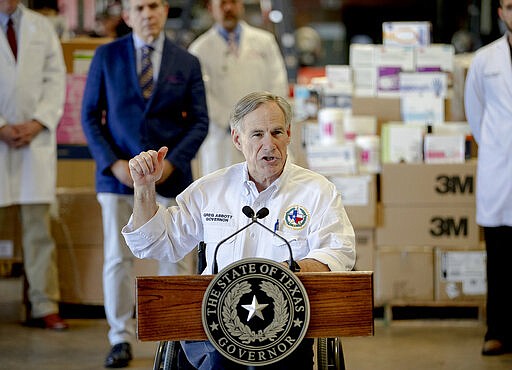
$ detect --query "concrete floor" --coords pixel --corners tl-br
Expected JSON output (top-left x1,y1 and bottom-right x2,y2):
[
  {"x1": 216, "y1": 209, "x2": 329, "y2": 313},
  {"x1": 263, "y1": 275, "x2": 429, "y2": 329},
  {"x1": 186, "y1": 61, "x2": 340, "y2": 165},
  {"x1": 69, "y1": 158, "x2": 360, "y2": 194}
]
[{"x1": 1, "y1": 278, "x2": 512, "y2": 370}]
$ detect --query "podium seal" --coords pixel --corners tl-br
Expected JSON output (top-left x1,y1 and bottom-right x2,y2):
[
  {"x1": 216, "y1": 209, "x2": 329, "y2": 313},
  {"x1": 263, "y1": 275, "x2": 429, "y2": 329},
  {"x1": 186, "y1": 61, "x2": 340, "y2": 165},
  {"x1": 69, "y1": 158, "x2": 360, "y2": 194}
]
[{"x1": 202, "y1": 258, "x2": 310, "y2": 366}]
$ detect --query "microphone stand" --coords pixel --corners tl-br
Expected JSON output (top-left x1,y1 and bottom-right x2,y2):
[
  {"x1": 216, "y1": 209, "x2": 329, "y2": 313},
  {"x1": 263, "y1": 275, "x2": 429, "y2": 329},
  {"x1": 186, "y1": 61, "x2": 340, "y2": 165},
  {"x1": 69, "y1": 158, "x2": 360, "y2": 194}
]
[
  {"x1": 212, "y1": 206, "x2": 300, "y2": 274},
  {"x1": 212, "y1": 220, "x2": 256, "y2": 274},
  {"x1": 251, "y1": 218, "x2": 300, "y2": 273}
]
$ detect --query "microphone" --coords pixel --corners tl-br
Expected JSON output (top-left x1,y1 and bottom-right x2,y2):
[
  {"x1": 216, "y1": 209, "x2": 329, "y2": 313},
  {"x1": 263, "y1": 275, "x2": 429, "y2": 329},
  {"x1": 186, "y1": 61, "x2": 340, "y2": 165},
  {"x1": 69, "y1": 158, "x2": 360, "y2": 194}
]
[
  {"x1": 242, "y1": 205, "x2": 254, "y2": 219},
  {"x1": 248, "y1": 207, "x2": 300, "y2": 273},
  {"x1": 242, "y1": 205, "x2": 269, "y2": 221},
  {"x1": 212, "y1": 206, "x2": 300, "y2": 274}
]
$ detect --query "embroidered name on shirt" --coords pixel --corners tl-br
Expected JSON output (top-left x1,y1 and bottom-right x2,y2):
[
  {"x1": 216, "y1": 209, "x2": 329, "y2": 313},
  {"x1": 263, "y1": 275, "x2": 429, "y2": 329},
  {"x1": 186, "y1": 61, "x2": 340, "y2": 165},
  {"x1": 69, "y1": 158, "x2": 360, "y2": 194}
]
[{"x1": 203, "y1": 213, "x2": 233, "y2": 222}]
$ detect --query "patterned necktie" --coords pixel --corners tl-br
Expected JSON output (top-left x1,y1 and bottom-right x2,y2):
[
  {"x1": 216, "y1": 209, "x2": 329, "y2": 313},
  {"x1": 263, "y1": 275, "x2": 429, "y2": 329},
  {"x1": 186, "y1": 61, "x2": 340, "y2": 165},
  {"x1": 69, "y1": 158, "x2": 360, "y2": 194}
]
[
  {"x1": 227, "y1": 32, "x2": 238, "y2": 56},
  {"x1": 7, "y1": 17, "x2": 17, "y2": 61},
  {"x1": 139, "y1": 45, "x2": 154, "y2": 100}
]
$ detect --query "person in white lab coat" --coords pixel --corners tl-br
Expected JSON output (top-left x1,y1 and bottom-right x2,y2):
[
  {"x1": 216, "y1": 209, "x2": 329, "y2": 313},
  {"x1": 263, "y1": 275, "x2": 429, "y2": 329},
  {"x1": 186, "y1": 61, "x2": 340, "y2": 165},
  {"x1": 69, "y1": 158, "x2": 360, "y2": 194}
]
[
  {"x1": 188, "y1": 0, "x2": 288, "y2": 176},
  {"x1": 0, "y1": 1, "x2": 67, "y2": 329},
  {"x1": 464, "y1": 0, "x2": 512, "y2": 356}
]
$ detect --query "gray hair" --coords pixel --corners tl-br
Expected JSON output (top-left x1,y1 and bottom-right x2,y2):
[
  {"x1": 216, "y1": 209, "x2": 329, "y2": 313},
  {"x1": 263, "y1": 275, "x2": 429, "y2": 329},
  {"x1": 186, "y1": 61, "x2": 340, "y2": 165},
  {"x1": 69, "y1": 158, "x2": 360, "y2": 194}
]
[
  {"x1": 229, "y1": 91, "x2": 292, "y2": 132},
  {"x1": 121, "y1": 0, "x2": 168, "y2": 10}
]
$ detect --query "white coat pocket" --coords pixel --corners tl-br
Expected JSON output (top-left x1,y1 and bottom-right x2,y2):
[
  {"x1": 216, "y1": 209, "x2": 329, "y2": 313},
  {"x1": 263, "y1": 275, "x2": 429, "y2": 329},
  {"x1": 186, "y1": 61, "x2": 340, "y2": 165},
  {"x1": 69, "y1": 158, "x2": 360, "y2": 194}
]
[
  {"x1": 272, "y1": 231, "x2": 308, "y2": 262},
  {"x1": 204, "y1": 225, "x2": 237, "y2": 270}
]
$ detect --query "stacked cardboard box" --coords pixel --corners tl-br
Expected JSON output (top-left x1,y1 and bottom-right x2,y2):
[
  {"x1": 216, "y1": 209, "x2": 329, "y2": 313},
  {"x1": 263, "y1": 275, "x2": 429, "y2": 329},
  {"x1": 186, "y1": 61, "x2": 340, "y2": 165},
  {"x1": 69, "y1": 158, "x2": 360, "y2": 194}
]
[
  {"x1": 0, "y1": 206, "x2": 22, "y2": 277},
  {"x1": 52, "y1": 188, "x2": 158, "y2": 305},
  {"x1": 375, "y1": 161, "x2": 484, "y2": 304}
]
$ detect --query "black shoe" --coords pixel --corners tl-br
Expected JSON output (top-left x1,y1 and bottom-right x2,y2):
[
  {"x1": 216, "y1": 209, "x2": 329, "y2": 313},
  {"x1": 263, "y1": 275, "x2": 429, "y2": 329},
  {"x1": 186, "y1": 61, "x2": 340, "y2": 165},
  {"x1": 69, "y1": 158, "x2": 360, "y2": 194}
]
[
  {"x1": 482, "y1": 339, "x2": 506, "y2": 356},
  {"x1": 104, "y1": 342, "x2": 132, "y2": 368}
]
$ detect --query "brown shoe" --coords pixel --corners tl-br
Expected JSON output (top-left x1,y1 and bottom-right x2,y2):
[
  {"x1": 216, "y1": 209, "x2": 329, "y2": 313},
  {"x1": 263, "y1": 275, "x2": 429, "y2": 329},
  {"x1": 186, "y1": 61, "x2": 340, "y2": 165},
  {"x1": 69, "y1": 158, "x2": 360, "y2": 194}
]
[
  {"x1": 41, "y1": 313, "x2": 69, "y2": 331},
  {"x1": 482, "y1": 339, "x2": 505, "y2": 356}
]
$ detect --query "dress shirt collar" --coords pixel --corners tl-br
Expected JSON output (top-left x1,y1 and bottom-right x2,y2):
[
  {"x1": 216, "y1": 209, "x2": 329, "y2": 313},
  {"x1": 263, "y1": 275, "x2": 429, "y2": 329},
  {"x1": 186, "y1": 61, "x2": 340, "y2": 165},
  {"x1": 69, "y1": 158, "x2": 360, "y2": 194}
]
[
  {"x1": 0, "y1": 5, "x2": 21, "y2": 32},
  {"x1": 132, "y1": 31, "x2": 165, "y2": 53},
  {"x1": 216, "y1": 23, "x2": 241, "y2": 45},
  {"x1": 242, "y1": 157, "x2": 289, "y2": 197}
]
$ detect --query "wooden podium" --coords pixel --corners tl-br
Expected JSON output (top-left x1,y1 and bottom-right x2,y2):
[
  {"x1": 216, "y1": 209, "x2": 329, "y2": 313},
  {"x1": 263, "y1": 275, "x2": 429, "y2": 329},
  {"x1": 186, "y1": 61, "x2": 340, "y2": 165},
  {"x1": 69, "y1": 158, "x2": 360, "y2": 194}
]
[{"x1": 136, "y1": 271, "x2": 374, "y2": 342}]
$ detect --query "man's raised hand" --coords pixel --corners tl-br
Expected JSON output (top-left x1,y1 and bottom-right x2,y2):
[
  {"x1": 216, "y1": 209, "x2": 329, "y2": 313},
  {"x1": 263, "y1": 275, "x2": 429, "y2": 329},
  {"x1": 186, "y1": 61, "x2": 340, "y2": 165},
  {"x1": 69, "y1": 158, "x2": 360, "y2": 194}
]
[{"x1": 128, "y1": 146, "x2": 168, "y2": 187}]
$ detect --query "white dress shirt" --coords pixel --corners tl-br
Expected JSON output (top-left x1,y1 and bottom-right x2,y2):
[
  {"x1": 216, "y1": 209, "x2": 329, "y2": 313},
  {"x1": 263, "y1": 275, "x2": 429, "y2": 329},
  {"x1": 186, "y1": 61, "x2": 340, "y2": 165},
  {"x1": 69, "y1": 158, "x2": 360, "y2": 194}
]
[{"x1": 123, "y1": 161, "x2": 356, "y2": 273}]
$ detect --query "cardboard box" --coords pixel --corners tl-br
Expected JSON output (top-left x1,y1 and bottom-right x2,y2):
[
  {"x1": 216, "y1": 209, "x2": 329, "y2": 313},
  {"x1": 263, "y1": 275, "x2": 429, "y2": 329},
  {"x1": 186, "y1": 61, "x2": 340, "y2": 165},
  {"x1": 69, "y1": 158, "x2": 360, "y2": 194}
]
[
  {"x1": 349, "y1": 43, "x2": 376, "y2": 68},
  {"x1": 451, "y1": 53, "x2": 473, "y2": 121},
  {"x1": 376, "y1": 205, "x2": 479, "y2": 248},
  {"x1": 352, "y1": 97, "x2": 401, "y2": 132},
  {"x1": 352, "y1": 67, "x2": 377, "y2": 97},
  {"x1": 415, "y1": 44, "x2": 455, "y2": 73},
  {"x1": 51, "y1": 188, "x2": 102, "y2": 246},
  {"x1": 329, "y1": 175, "x2": 377, "y2": 228},
  {"x1": 354, "y1": 228, "x2": 375, "y2": 272},
  {"x1": 382, "y1": 22, "x2": 432, "y2": 47},
  {"x1": 61, "y1": 37, "x2": 112, "y2": 73},
  {"x1": 423, "y1": 134, "x2": 465, "y2": 164},
  {"x1": 57, "y1": 159, "x2": 95, "y2": 188},
  {"x1": 375, "y1": 245, "x2": 434, "y2": 303},
  {"x1": 51, "y1": 188, "x2": 159, "y2": 304},
  {"x1": 381, "y1": 123, "x2": 424, "y2": 163},
  {"x1": 351, "y1": 96, "x2": 454, "y2": 131},
  {"x1": 435, "y1": 247, "x2": 486, "y2": 302},
  {"x1": 375, "y1": 45, "x2": 416, "y2": 71},
  {"x1": 0, "y1": 206, "x2": 22, "y2": 261},
  {"x1": 306, "y1": 144, "x2": 358, "y2": 176},
  {"x1": 57, "y1": 246, "x2": 158, "y2": 304},
  {"x1": 380, "y1": 162, "x2": 476, "y2": 205}
]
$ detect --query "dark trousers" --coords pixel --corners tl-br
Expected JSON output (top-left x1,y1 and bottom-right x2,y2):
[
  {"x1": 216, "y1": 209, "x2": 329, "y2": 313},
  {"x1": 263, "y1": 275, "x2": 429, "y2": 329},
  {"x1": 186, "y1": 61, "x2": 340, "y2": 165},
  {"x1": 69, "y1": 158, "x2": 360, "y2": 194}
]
[
  {"x1": 181, "y1": 339, "x2": 314, "y2": 370},
  {"x1": 483, "y1": 226, "x2": 512, "y2": 344}
]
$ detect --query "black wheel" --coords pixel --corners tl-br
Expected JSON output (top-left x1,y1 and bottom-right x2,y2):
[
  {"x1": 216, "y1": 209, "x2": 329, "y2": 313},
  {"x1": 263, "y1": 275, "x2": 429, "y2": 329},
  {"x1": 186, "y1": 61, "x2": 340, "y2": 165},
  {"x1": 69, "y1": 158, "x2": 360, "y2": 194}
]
[
  {"x1": 161, "y1": 341, "x2": 180, "y2": 370},
  {"x1": 316, "y1": 338, "x2": 329, "y2": 370},
  {"x1": 153, "y1": 341, "x2": 165, "y2": 370},
  {"x1": 153, "y1": 341, "x2": 180, "y2": 370},
  {"x1": 327, "y1": 338, "x2": 345, "y2": 370}
]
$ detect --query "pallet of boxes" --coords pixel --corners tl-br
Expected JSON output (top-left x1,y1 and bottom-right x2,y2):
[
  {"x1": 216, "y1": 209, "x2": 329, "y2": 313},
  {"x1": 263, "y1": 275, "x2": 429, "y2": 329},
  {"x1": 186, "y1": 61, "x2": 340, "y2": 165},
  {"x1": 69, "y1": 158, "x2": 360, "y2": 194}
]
[
  {"x1": 293, "y1": 64, "x2": 379, "y2": 278},
  {"x1": 293, "y1": 20, "x2": 485, "y2": 322}
]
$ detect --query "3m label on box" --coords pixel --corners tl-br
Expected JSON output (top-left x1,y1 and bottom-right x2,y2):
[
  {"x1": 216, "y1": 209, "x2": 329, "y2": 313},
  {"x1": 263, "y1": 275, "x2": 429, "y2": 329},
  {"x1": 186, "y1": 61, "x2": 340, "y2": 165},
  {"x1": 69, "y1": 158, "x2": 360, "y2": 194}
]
[
  {"x1": 380, "y1": 162, "x2": 476, "y2": 205},
  {"x1": 377, "y1": 205, "x2": 479, "y2": 247}
]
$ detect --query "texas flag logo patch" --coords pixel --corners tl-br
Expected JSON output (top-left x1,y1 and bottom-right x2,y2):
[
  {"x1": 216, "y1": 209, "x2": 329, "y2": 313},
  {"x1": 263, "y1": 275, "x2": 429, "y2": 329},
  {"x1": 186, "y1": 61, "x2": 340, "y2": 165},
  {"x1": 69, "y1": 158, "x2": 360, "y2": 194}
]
[{"x1": 284, "y1": 205, "x2": 309, "y2": 230}]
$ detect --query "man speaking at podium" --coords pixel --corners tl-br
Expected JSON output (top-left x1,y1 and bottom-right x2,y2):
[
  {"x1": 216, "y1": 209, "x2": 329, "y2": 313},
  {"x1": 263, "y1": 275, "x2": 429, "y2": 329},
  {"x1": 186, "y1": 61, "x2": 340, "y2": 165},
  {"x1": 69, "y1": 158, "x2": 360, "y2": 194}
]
[{"x1": 122, "y1": 91, "x2": 356, "y2": 369}]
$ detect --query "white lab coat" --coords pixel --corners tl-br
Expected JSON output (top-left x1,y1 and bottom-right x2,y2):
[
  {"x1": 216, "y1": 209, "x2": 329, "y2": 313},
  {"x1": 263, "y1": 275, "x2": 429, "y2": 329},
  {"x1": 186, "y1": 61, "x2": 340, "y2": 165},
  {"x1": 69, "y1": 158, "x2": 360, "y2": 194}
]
[
  {"x1": 0, "y1": 6, "x2": 66, "y2": 206},
  {"x1": 464, "y1": 34, "x2": 512, "y2": 227},
  {"x1": 188, "y1": 21, "x2": 288, "y2": 176}
]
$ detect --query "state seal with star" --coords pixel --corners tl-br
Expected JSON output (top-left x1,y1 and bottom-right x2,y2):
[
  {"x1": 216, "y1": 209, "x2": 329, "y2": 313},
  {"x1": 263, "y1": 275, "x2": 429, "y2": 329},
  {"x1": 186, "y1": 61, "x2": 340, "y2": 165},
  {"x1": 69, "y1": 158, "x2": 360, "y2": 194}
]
[{"x1": 202, "y1": 258, "x2": 310, "y2": 366}]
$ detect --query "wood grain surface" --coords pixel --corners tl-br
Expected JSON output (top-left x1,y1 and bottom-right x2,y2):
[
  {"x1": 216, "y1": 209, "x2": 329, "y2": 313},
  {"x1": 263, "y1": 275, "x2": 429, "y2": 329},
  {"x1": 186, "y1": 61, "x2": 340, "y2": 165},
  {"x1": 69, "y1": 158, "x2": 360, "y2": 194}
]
[{"x1": 136, "y1": 271, "x2": 374, "y2": 341}]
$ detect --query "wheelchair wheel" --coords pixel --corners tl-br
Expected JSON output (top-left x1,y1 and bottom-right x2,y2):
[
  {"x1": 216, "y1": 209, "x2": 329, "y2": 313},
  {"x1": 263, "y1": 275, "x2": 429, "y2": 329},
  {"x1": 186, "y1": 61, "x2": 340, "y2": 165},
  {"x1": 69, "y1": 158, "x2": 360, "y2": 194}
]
[
  {"x1": 316, "y1": 338, "x2": 345, "y2": 370},
  {"x1": 316, "y1": 337, "x2": 329, "y2": 370},
  {"x1": 153, "y1": 341, "x2": 180, "y2": 370}
]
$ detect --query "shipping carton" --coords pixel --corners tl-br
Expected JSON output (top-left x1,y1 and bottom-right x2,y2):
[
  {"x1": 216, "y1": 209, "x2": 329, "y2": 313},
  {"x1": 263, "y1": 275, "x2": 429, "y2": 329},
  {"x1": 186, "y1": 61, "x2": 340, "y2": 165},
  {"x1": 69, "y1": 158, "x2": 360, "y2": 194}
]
[
  {"x1": 376, "y1": 204, "x2": 479, "y2": 247},
  {"x1": 434, "y1": 247, "x2": 486, "y2": 302},
  {"x1": 57, "y1": 160, "x2": 95, "y2": 188},
  {"x1": 51, "y1": 188, "x2": 159, "y2": 304},
  {"x1": 329, "y1": 175, "x2": 377, "y2": 228},
  {"x1": 375, "y1": 245, "x2": 434, "y2": 303},
  {"x1": 354, "y1": 228, "x2": 375, "y2": 272},
  {"x1": 380, "y1": 162, "x2": 476, "y2": 205}
]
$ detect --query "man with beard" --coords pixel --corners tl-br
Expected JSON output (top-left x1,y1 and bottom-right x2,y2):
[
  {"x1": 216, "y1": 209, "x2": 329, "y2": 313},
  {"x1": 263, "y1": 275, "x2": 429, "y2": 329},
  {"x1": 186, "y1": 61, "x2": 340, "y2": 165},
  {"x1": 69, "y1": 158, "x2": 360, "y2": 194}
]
[{"x1": 188, "y1": 0, "x2": 288, "y2": 176}]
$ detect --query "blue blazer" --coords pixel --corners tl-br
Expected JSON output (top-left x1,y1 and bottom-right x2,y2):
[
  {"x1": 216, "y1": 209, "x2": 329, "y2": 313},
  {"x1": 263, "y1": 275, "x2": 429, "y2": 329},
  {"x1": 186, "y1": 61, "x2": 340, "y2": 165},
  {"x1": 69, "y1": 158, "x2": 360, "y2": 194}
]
[{"x1": 81, "y1": 34, "x2": 209, "y2": 198}]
